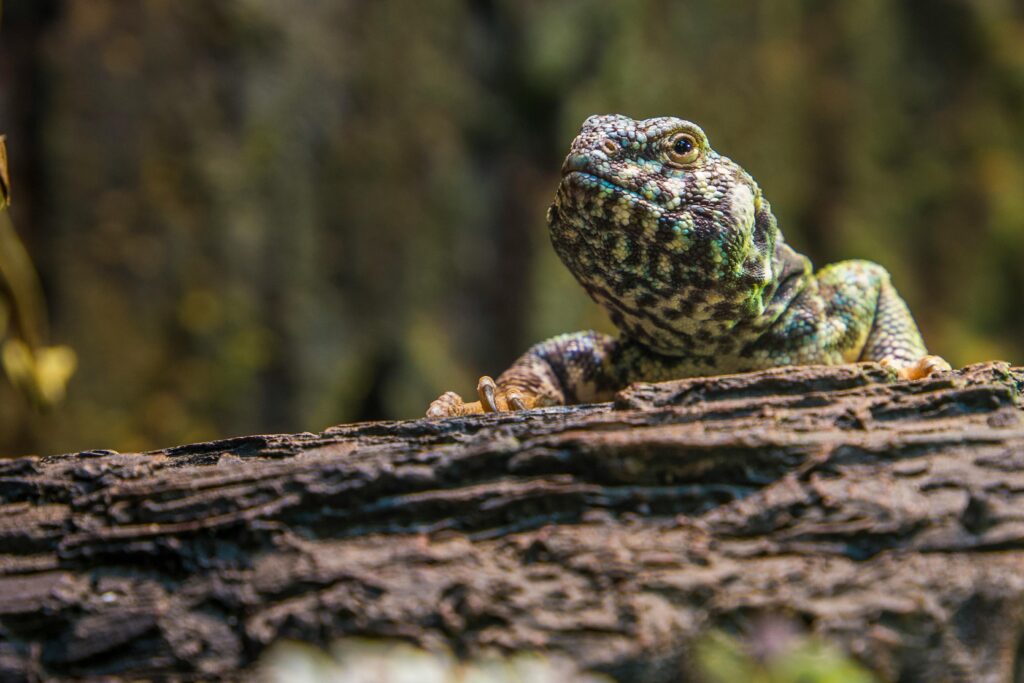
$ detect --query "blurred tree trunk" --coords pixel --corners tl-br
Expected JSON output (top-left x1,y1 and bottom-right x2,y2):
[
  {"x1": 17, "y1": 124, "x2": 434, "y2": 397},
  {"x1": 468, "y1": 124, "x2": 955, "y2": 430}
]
[{"x1": 1, "y1": 362, "x2": 1023, "y2": 681}]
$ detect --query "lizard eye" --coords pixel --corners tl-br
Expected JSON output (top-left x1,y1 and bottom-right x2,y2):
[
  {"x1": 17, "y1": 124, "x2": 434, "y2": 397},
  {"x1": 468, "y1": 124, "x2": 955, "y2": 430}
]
[{"x1": 667, "y1": 133, "x2": 700, "y2": 165}]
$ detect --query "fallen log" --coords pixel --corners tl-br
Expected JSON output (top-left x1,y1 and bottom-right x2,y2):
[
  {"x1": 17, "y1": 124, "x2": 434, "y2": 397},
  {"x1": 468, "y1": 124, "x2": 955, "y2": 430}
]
[{"x1": 1, "y1": 361, "x2": 1023, "y2": 681}]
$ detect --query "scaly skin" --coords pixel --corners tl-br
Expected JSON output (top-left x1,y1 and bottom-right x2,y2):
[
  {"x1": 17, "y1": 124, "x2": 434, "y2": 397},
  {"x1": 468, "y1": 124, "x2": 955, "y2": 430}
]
[{"x1": 428, "y1": 115, "x2": 949, "y2": 417}]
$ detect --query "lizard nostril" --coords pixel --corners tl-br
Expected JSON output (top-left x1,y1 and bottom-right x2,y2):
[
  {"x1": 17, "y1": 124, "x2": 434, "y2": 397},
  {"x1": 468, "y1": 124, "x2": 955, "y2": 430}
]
[{"x1": 599, "y1": 138, "x2": 619, "y2": 155}]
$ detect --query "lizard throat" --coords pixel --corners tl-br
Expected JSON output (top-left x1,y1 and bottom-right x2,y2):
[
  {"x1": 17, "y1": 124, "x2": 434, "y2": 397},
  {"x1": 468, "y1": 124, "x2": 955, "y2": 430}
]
[{"x1": 549, "y1": 170, "x2": 779, "y2": 357}]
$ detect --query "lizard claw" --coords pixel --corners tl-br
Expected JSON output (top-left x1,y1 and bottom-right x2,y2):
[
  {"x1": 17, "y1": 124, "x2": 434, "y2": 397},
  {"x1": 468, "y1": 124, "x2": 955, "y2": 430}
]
[
  {"x1": 477, "y1": 375, "x2": 499, "y2": 413},
  {"x1": 477, "y1": 376, "x2": 543, "y2": 412},
  {"x1": 507, "y1": 391, "x2": 527, "y2": 411},
  {"x1": 881, "y1": 355, "x2": 953, "y2": 381}
]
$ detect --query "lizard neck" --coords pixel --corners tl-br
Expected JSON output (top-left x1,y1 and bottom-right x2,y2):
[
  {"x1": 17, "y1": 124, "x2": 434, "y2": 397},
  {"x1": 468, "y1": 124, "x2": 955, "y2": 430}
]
[
  {"x1": 604, "y1": 199, "x2": 792, "y2": 358},
  {"x1": 549, "y1": 179, "x2": 807, "y2": 359},
  {"x1": 746, "y1": 239, "x2": 813, "y2": 332}
]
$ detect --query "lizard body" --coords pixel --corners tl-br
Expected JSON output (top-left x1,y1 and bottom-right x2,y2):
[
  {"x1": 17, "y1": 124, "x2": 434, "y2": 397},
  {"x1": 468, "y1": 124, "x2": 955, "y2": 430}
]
[{"x1": 428, "y1": 115, "x2": 948, "y2": 417}]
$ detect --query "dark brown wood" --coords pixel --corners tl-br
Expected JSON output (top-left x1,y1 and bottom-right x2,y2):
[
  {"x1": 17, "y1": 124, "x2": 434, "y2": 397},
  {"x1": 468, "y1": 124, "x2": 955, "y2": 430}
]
[{"x1": 1, "y1": 361, "x2": 1024, "y2": 681}]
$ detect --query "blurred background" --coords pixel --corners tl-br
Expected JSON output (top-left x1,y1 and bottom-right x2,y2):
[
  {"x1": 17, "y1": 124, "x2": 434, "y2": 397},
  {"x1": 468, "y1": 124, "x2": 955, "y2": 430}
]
[{"x1": 0, "y1": 0, "x2": 1022, "y2": 457}]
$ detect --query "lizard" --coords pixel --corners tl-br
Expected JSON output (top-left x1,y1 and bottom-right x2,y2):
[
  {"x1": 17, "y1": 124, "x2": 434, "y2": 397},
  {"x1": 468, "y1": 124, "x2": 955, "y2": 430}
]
[{"x1": 427, "y1": 114, "x2": 950, "y2": 417}]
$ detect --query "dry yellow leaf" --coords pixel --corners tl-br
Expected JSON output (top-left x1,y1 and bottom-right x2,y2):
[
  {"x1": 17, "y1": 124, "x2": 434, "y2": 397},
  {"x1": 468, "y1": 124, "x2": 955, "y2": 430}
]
[
  {"x1": 1, "y1": 339, "x2": 77, "y2": 408},
  {"x1": 33, "y1": 344, "x2": 78, "y2": 406},
  {"x1": 1, "y1": 338, "x2": 35, "y2": 397}
]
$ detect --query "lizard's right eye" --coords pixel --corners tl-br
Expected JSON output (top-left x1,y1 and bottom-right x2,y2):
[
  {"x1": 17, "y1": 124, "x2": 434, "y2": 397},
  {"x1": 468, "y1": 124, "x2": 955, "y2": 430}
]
[{"x1": 667, "y1": 133, "x2": 701, "y2": 165}]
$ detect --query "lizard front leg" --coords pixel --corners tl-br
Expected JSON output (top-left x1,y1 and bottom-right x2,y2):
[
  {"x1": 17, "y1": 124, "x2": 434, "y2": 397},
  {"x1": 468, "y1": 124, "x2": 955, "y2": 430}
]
[
  {"x1": 426, "y1": 331, "x2": 622, "y2": 417},
  {"x1": 863, "y1": 275, "x2": 951, "y2": 379},
  {"x1": 819, "y1": 261, "x2": 951, "y2": 380}
]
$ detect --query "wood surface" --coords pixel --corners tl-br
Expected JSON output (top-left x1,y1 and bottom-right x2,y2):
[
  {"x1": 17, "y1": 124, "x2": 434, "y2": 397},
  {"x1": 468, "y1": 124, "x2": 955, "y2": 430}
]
[{"x1": 2, "y1": 362, "x2": 1023, "y2": 681}]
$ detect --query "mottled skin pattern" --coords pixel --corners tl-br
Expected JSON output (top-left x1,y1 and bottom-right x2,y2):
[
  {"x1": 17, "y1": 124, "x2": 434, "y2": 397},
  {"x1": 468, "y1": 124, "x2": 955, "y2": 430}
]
[{"x1": 428, "y1": 115, "x2": 949, "y2": 417}]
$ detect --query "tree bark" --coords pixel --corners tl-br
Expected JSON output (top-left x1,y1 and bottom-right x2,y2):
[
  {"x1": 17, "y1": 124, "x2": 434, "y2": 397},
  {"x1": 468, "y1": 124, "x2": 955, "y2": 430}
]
[{"x1": 1, "y1": 361, "x2": 1024, "y2": 681}]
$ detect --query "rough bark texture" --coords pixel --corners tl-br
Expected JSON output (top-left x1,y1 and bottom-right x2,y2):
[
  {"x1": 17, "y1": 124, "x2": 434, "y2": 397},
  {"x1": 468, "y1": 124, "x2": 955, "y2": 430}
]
[{"x1": 2, "y1": 361, "x2": 1024, "y2": 682}]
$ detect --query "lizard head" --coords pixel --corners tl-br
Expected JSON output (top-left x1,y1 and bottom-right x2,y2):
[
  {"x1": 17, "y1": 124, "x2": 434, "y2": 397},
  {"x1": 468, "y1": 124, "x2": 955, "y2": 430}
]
[{"x1": 548, "y1": 114, "x2": 781, "y2": 356}]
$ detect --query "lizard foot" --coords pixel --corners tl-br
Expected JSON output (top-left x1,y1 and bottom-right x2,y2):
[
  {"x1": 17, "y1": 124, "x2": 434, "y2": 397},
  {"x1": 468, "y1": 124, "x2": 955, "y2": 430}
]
[
  {"x1": 426, "y1": 391, "x2": 475, "y2": 418},
  {"x1": 426, "y1": 376, "x2": 543, "y2": 418},
  {"x1": 881, "y1": 355, "x2": 952, "y2": 381}
]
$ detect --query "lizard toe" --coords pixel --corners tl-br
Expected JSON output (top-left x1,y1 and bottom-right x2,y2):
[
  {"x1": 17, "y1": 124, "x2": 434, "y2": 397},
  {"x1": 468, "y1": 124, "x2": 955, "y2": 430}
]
[
  {"x1": 474, "y1": 377, "x2": 544, "y2": 413},
  {"x1": 477, "y1": 376, "x2": 500, "y2": 412},
  {"x1": 507, "y1": 390, "x2": 527, "y2": 411},
  {"x1": 426, "y1": 391, "x2": 466, "y2": 418},
  {"x1": 887, "y1": 355, "x2": 953, "y2": 381}
]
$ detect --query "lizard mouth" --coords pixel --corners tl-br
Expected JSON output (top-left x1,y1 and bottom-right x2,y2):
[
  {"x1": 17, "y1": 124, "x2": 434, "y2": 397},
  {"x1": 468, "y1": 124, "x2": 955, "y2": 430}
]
[{"x1": 558, "y1": 171, "x2": 671, "y2": 219}]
